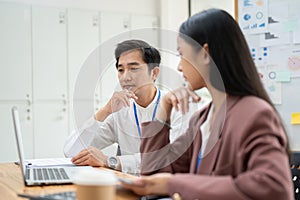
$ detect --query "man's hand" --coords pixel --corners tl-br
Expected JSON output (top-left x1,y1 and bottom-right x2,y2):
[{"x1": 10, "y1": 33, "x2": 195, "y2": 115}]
[
  {"x1": 71, "y1": 146, "x2": 108, "y2": 167},
  {"x1": 95, "y1": 90, "x2": 138, "y2": 121},
  {"x1": 108, "y1": 89, "x2": 138, "y2": 113}
]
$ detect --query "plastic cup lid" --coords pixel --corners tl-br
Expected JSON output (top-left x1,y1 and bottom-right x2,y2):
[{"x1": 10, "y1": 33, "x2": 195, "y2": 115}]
[{"x1": 73, "y1": 169, "x2": 117, "y2": 186}]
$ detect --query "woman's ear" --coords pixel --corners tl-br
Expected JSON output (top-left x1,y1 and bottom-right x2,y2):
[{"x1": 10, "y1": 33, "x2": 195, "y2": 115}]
[
  {"x1": 202, "y1": 43, "x2": 210, "y2": 65},
  {"x1": 151, "y1": 67, "x2": 160, "y2": 81}
]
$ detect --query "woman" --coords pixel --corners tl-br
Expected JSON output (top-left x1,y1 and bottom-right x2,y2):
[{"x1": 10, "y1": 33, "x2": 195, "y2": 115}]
[{"x1": 122, "y1": 9, "x2": 293, "y2": 200}]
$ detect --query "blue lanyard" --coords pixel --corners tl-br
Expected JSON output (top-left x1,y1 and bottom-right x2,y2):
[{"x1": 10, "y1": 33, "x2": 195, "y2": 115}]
[
  {"x1": 133, "y1": 89, "x2": 161, "y2": 138},
  {"x1": 196, "y1": 149, "x2": 202, "y2": 172}
]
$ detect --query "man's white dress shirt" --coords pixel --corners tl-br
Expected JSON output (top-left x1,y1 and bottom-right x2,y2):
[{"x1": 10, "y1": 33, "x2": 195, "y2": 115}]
[{"x1": 64, "y1": 89, "x2": 195, "y2": 173}]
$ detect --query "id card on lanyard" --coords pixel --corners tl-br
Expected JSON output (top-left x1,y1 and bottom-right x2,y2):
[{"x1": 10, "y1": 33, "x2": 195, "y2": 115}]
[{"x1": 133, "y1": 90, "x2": 161, "y2": 138}]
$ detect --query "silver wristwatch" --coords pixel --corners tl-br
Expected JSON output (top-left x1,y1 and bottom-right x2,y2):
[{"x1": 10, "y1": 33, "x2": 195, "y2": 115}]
[{"x1": 106, "y1": 156, "x2": 118, "y2": 169}]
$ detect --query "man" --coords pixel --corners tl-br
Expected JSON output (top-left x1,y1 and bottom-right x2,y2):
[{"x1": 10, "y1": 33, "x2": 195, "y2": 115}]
[{"x1": 64, "y1": 39, "x2": 190, "y2": 173}]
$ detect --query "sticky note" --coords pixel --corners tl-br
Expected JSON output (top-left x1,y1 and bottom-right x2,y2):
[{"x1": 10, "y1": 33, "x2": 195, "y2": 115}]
[
  {"x1": 291, "y1": 113, "x2": 300, "y2": 125},
  {"x1": 283, "y1": 20, "x2": 299, "y2": 32},
  {"x1": 275, "y1": 71, "x2": 291, "y2": 82}
]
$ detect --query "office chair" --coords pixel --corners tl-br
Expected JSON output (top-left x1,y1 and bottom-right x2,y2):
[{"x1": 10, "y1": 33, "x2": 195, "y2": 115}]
[{"x1": 291, "y1": 152, "x2": 300, "y2": 200}]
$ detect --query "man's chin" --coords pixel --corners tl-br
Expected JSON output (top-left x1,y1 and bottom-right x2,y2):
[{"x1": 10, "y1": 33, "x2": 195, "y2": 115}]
[{"x1": 122, "y1": 86, "x2": 135, "y2": 91}]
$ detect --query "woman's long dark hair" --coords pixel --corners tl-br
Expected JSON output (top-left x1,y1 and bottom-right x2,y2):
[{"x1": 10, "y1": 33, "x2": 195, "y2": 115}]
[
  {"x1": 180, "y1": 9, "x2": 270, "y2": 100},
  {"x1": 179, "y1": 8, "x2": 290, "y2": 156}
]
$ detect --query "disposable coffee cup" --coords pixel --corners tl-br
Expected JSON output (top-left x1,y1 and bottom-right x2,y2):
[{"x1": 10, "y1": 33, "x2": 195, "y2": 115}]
[{"x1": 73, "y1": 169, "x2": 117, "y2": 200}]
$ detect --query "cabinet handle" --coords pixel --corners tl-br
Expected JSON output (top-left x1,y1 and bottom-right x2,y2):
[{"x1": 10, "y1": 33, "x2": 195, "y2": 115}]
[
  {"x1": 27, "y1": 100, "x2": 31, "y2": 106},
  {"x1": 152, "y1": 23, "x2": 157, "y2": 29},
  {"x1": 92, "y1": 16, "x2": 98, "y2": 27},
  {"x1": 59, "y1": 12, "x2": 65, "y2": 24},
  {"x1": 123, "y1": 19, "x2": 129, "y2": 29}
]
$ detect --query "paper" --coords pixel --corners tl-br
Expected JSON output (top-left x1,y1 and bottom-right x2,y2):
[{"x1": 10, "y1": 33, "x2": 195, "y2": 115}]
[
  {"x1": 269, "y1": 1, "x2": 288, "y2": 19},
  {"x1": 289, "y1": 1, "x2": 300, "y2": 18},
  {"x1": 283, "y1": 20, "x2": 299, "y2": 32},
  {"x1": 250, "y1": 46, "x2": 269, "y2": 65},
  {"x1": 258, "y1": 1, "x2": 291, "y2": 47},
  {"x1": 25, "y1": 157, "x2": 75, "y2": 167},
  {"x1": 262, "y1": 46, "x2": 300, "y2": 78},
  {"x1": 293, "y1": 30, "x2": 300, "y2": 44},
  {"x1": 259, "y1": 24, "x2": 290, "y2": 47},
  {"x1": 291, "y1": 113, "x2": 300, "y2": 124},
  {"x1": 238, "y1": 0, "x2": 268, "y2": 34},
  {"x1": 288, "y1": 48, "x2": 300, "y2": 77},
  {"x1": 268, "y1": 46, "x2": 290, "y2": 66},
  {"x1": 275, "y1": 71, "x2": 291, "y2": 82},
  {"x1": 257, "y1": 66, "x2": 282, "y2": 104}
]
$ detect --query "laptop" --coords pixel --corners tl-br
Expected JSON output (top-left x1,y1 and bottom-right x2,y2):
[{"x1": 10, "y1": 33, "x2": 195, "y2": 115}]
[{"x1": 12, "y1": 106, "x2": 85, "y2": 186}]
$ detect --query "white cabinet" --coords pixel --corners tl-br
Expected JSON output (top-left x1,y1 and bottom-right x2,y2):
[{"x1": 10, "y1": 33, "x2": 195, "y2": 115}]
[
  {"x1": 0, "y1": 103, "x2": 33, "y2": 162},
  {"x1": 131, "y1": 14, "x2": 159, "y2": 47},
  {"x1": 97, "y1": 64, "x2": 118, "y2": 106},
  {"x1": 32, "y1": 6, "x2": 67, "y2": 100},
  {"x1": 33, "y1": 102, "x2": 68, "y2": 158},
  {"x1": 0, "y1": 2, "x2": 159, "y2": 162},
  {"x1": 31, "y1": 6, "x2": 68, "y2": 158},
  {"x1": 0, "y1": 2, "x2": 32, "y2": 101},
  {"x1": 131, "y1": 15, "x2": 158, "y2": 29},
  {"x1": 67, "y1": 9, "x2": 100, "y2": 130},
  {"x1": 100, "y1": 13, "x2": 159, "y2": 44},
  {"x1": 98, "y1": 12, "x2": 129, "y2": 106},
  {"x1": 68, "y1": 8, "x2": 100, "y2": 100},
  {"x1": 0, "y1": 2, "x2": 33, "y2": 162},
  {"x1": 100, "y1": 12, "x2": 130, "y2": 43}
]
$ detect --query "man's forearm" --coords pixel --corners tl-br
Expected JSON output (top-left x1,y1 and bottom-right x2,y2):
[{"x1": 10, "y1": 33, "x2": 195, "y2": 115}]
[{"x1": 94, "y1": 105, "x2": 112, "y2": 122}]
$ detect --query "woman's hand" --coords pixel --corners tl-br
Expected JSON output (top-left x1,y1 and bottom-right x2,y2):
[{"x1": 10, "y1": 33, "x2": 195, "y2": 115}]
[
  {"x1": 121, "y1": 173, "x2": 172, "y2": 196},
  {"x1": 167, "y1": 86, "x2": 201, "y2": 114},
  {"x1": 157, "y1": 87, "x2": 201, "y2": 121}
]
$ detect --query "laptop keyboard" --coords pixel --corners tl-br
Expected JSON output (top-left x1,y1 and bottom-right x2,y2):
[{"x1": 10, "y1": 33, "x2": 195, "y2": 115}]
[
  {"x1": 28, "y1": 168, "x2": 69, "y2": 181},
  {"x1": 26, "y1": 168, "x2": 30, "y2": 180}
]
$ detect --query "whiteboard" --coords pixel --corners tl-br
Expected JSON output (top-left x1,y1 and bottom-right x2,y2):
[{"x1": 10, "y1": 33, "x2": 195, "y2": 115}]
[
  {"x1": 277, "y1": 78, "x2": 300, "y2": 150},
  {"x1": 238, "y1": 0, "x2": 300, "y2": 150}
]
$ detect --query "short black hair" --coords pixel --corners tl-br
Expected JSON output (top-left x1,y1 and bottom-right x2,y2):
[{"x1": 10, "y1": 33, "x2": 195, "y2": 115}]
[{"x1": 115, "y1": 39, "x2": 161, "y2": 72}]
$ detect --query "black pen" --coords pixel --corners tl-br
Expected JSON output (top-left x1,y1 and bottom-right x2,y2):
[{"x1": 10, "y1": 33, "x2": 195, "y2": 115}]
[{"x1": 139, "y1": 195, "x2": 170, "y2": 200}]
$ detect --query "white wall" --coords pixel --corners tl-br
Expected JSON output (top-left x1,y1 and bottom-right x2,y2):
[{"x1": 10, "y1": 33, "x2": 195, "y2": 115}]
[
  {"x1": 191, "y1": 0, "x2": 235, "y2": 18},
  {"x1": 0, "y1": 0, "x2": 160, "y2": 16},
  {"x1": 159, "y1": 0, "x2": 236, "y2": 33},
  {"x1": 158, "y1": 0, "x2": 189, "y2": 87},
  {"x1": 159, "y1": 0, "x2": 189, "y2": 31}
]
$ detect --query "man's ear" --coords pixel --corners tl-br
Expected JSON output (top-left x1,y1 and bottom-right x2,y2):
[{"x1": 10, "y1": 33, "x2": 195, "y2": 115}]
[{"x1": 151, "y1": 67, "x2": 160, "y2": 81}]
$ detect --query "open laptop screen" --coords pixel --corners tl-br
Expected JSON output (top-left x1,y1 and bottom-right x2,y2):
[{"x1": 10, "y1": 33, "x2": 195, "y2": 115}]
[{"x1": 12, "y1": 106, "x2": 27, "y2": 185}]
